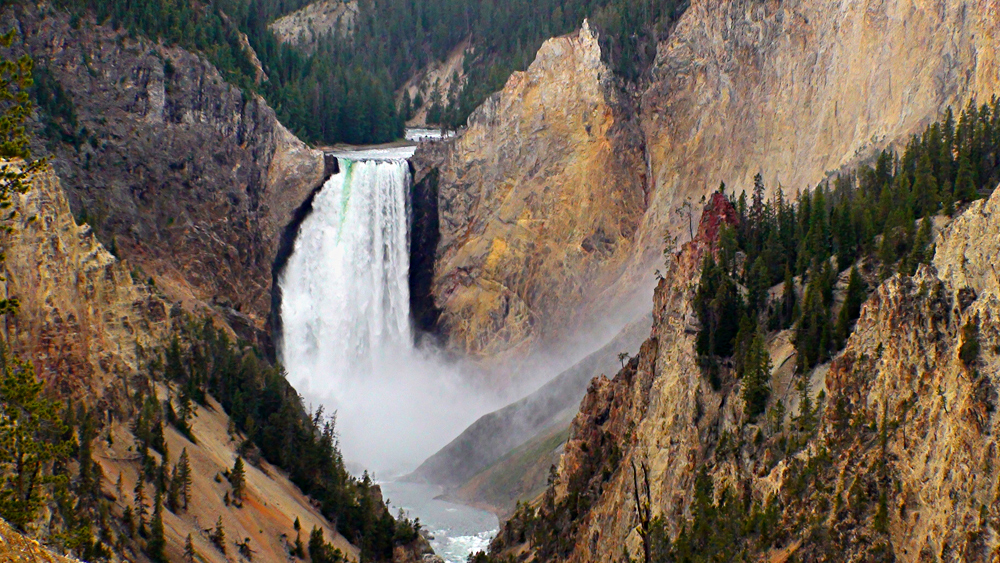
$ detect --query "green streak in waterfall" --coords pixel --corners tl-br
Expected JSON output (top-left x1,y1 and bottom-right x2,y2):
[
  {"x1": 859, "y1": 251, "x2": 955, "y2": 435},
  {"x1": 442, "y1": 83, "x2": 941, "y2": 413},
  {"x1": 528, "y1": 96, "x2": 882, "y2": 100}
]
[{"x1": 337, "y1": 159, "x2": 354, "y2": 242}]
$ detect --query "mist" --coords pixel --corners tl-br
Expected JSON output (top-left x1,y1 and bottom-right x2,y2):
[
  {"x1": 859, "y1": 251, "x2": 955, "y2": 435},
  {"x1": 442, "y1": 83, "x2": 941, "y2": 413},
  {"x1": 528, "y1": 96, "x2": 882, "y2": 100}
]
[{"x1": 292, "y1": 346, "x2": 503, "y2": 476}]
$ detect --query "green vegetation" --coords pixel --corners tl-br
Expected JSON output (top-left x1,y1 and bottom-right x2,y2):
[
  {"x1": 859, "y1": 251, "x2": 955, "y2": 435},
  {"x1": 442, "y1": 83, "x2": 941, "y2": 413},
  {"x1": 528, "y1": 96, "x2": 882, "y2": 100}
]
[
  {"x1": 739, "y1": 329, "x2": 772, "y2": 420},
  {"x1": 159, "y1": 318, "x2": 417, "y2": 560},
  {"x1": 43, "y1": 0, "x2": 688, "y2": 145},
  {"x1": 0, "y1": 30, "x2": 47, "y2": 207},
  {"x1": 694, "y1": 100, "x2": 1000, "y2": 395},
  {"x1": 2, "y1": 42, "x2": 408, "y2": 558},
  {"x1": 657, "y1": 468, "x2": 781, "y2": 562},
  {"x1": 960, "y1": 317, "x2": 981, "y2": 367},
  {"x1": 0, "y1": 345, "x2": 72, "y2": 531},
  {"x1": 309, "y1": 526, "x2": 345, "y2": 563},
  {"x1": 229, "y1": 456, "x2": 246, "y2": 505},
  {"x1": 0, "y1": 37, "x2": 115, "y2": 559}
]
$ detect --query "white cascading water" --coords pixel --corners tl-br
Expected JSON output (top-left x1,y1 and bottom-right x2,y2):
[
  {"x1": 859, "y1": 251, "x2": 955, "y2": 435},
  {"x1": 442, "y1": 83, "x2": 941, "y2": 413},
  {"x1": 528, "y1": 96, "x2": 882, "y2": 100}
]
[
  {"x1": 280, "y1": 158, "x2": 412, "y2": 380},
  {"x1": 279, "y1": 153, "x2": 493, "y2": 475}
]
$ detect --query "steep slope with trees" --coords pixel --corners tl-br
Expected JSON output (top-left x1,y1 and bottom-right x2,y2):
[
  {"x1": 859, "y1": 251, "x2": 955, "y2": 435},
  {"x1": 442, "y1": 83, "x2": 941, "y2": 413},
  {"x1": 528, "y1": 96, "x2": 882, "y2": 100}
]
[
  {"x1": 0, "y1": 34, "x2": 430, "y2": 563},
  {"x1": 483, "y1": 171, "x2": 1000, "y2": 562}
]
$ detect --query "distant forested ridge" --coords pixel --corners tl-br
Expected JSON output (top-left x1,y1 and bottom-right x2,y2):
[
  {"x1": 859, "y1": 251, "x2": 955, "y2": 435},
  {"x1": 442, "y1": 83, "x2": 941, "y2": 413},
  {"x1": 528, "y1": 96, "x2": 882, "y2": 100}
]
[{"x1": 43, "y1": 0, "x2": 688, "y2": 145}]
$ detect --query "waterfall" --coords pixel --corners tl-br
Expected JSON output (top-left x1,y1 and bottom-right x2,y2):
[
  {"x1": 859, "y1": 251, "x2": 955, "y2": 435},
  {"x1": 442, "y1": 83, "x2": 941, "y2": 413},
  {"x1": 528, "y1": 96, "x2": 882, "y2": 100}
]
[
  {"x1": 280, "y1": 158, "x2": 413, "y2": 384},
  {"x1": 279, "y1": 153, "x2": 493, "y2": 474}
]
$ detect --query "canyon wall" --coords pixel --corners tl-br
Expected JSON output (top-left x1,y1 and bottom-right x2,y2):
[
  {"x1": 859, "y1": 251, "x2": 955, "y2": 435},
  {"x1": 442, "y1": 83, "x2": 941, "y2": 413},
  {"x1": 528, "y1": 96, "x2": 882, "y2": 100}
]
[
  {"x1": 0, "y1": 161, "x2": 407, "y2": 562},
  {"x1": 3, "y1": 5, "x2": 326, "y2": 341},
  {"x1": 413, "y1": 20, "x2": 648, "y2": 360},
  {"x1": 491, "y1": 185, "x2": 1000, "y2": 562},
  {"x1": 0, "y1": 164, "x2": 172, "y2": 404},
  {"x1": 418, "y1": 0, "x2": 1000, "y2": 360}
]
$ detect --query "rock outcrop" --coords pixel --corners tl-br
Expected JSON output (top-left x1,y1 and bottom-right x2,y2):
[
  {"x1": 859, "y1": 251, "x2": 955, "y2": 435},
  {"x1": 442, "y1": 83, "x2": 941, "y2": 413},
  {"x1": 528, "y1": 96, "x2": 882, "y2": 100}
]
[
  {"x1": 0, "y1": 164, "x2": 172, "y2": 404},
  {"x1": 491, "y1": 187, "x2": 1000, "y2": 562},
  {"x1": 0, "y1": 518, "x2": 78, "y2": 563},
  {"x1": 269, "y1": 0, "x2": 358, "y2": 50},
  {"x1": 413, "y1": 20, "x2": 648, "y2": 359},
  {"x1": 3, "y1": 5, "x2": 326, "y2": 341},
  {"x1": 416, "y1": 0, "x2": 1000, "y2": 361}
]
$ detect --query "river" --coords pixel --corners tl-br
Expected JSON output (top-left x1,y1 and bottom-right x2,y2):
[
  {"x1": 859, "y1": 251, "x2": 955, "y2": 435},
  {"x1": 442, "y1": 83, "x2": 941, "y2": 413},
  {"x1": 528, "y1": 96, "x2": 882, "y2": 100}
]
[{"x1": 381, "y1": 481, "x2": 498, "y2": 563}]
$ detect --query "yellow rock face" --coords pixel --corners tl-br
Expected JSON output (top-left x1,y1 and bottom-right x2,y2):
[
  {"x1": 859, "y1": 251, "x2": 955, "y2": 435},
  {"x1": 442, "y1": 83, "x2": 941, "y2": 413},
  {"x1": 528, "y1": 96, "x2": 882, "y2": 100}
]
[
  {"x1": 494, "y1": 186, "x2": 1000, "y2": 563},
  {"x1": 423, "y1": 20, "x2": 648, "y2": 359},
  {"x1": 0, "y1": 517, "x2": 77, "y2": 562},
  {"x1": 0, "y1": 165, "x2": 172, "y2": 399},
  {"x1": 421, "y1": 0, "x2": 1000, "y2": 361}
]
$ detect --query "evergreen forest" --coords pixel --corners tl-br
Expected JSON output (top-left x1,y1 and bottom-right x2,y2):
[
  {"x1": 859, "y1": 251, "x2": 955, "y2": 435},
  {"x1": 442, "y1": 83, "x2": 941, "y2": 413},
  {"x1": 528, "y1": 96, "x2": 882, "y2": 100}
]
[
  {"x1": 474, "y1": 98, "x2": 1000, "y2": 563},
  {"x1": 694, "y1": 98, "x2": 1000, "y2": 397},
  {"x1": 42, "y1": 0, "x2": 689, "y2": 145}
]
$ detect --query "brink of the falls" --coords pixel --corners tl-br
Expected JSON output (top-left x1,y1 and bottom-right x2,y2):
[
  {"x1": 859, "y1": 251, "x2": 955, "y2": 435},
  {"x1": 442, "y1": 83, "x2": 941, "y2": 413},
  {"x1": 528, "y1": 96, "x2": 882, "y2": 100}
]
[{"x1": 279, "y1": 154, "x2": 492, "y2": 475}]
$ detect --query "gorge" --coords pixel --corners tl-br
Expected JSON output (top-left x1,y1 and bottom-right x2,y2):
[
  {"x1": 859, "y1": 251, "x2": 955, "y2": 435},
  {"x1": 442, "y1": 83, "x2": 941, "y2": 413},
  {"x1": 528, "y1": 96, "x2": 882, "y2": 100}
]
[{"x1": 2, "y1": 0, "x2": 1000, "y2": 561}]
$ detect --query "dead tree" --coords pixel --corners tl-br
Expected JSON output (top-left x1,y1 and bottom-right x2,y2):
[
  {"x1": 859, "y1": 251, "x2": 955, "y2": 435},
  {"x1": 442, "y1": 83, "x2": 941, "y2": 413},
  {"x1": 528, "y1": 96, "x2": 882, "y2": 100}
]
[{"x1": 631, "y1": 458, "x2": 653, "y2": 563}]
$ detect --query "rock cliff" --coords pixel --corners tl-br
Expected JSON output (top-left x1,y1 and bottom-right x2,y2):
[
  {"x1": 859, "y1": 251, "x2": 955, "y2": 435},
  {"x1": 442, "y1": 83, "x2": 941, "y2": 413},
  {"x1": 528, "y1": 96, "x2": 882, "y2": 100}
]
[
  {"x1": 0, "y1": 164, "x2": 172, "y2": 404},
  {"x1": 416, "y1": 0, "x2": 1000, "y2": 361},
  {"x1": 269, "y1": 0, "x2": 358, "y2": 50},
  {"x1": 491, "y1": 186, "x2": 1000, "y2": 562},
  {"x1": 3, "y1": 5, "x2": 327, "y2": 342},
  {"x1": 0, "y1": 164, "x2": 358, "y2": 561},
  {"x1": 0, "y1": 517, "x2": 77, "y2": 562},
  {"x1": 413, "y1": 20, "x2": 648, "y2": 359}
]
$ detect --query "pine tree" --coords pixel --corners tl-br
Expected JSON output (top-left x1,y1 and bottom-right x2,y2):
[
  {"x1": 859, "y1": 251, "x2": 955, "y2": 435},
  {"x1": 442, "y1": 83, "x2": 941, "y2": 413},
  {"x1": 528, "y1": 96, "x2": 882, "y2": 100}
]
[
  {"x1": 147, "y1": 490, "x2": 166, "y2": 562},
  {"x1": 795, "y1": 375, "x2": 817, "y2": 434},
  {"x1": 167, "y1": 464, "x2": 182, "y2": 512},
  {"x1": 779, "y1": 266, "x2": 796, "y2": 329},
  {"x1": 835, "y1": 266, "x2": 867, "y2": 347},
  {"x1": 795, "y1": 267, "x2": 833, "y2": 373},
  {"x1": 179, "y1": 447, "x2": 192, "y2": 509},
  {"x1": 177, "y1": 385, "x2": 195, "y2": 440},
  {"x1": 230, "y1": 456, "x2": 246, "y2": 505},
  {"x1": 954, "y1": 153, "x2": 977, "y2": 202},
  {"x1": 134, "y1": 477, "x2": 148, "y2": 537},
  {"x1": 913, "y1": 152, "x2": 940, "y2": 216},
  {"x1": 184, "y1": 534, "x2": 197, "y2": 563},
  {"x1": 211, "y1": 516, "x2": 226, "y2": 554},
  {"x1": 0, "y1": 346, "x2": 72, "y2": 530},
  {"x1": 309, "y1": 526, "x2": 330, "y2": 563},
  {"x1": 741, "y1": 329, "x2": 773, "y2": 421},
  {"x1": 907, "y1": 216, "x2": 934, "y2": 271},
  {"x1": 165, "y1": 336, "x2": 186, "y2": 381}
]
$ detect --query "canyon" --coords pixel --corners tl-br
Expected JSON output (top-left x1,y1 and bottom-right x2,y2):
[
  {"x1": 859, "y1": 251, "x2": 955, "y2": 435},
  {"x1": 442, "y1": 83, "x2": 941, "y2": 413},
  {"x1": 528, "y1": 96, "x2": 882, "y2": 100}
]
[
  {"x1": 3, "y1": 0, "x2": 1000, "y2": 560},
  {"x1": 5, "y1": 4, "x2": 329, "y2": 348},
  {"x1": 415, "y1": 0, "x2": 1000, "y2": 363},
  {"x1": 488, "y1": 181, "x2": 1000, "y2": 562}
]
